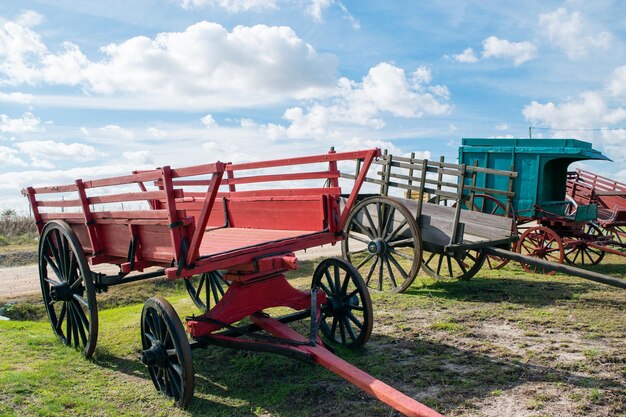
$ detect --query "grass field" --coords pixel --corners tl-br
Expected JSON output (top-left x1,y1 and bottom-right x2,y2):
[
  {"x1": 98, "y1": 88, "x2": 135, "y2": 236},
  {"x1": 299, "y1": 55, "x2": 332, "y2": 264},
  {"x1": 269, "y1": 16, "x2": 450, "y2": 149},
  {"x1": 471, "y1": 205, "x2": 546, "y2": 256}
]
[{"x1": 0, "y1": 255, "x2": 625, "y2": 417}]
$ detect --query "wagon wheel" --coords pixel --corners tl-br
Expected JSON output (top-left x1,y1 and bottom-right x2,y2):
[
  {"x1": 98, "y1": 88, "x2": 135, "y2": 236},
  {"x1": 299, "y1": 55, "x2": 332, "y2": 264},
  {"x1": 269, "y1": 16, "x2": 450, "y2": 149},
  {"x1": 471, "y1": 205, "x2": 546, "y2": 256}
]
[
  {"x1": 421, "y1": 248, "x2": 485, "y2": 281},
  {"x1": 602, "y1": 225, "x2": 626, "y2": 248},
  {"x1": 342, "y1": 196, "x2": 422, "y2": 293},
  {"x1": 312, "y1": 258, "x2": 373, "y2": 350},
  {"x1": 184, "y1": 271, "x2": 229, "y2": 312},
  {"x1": 140, "y1": 297, "x2": 194, "y2": 409},
  {"x1": 516, "y1": 226, "x2": 564, "y2": 275},
  {"x1": 564, "y1": 223, "x2": 606, "y2": 266},
  {"x1": 465, "y1": 194, "x2": 517, "y2": 270},
  {"x1": 39, "y1": 220, "x2": 98, "y2": 358}
]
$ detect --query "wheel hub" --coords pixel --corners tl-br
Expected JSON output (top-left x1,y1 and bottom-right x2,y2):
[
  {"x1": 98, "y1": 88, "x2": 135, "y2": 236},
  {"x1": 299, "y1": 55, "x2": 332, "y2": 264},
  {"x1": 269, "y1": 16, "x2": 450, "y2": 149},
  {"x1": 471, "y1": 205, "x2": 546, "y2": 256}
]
[
  {"x1": 50, "y1": 281, "x2": 73, "y2": 302},
  {"x1": 141, "y1": 341, "x2": 169, "y2": 368},
  {"x1": 367, "y1": 238, "x2": 387, "y2": 255}
]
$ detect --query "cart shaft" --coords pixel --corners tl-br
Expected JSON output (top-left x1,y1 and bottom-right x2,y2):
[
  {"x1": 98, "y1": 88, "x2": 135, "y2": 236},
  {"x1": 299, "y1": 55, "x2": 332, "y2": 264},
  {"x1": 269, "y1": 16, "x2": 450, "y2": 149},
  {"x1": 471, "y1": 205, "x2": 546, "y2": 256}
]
[
  {"x1": 484, "y1": 247, "x2": 626, "y2": 289},
  {"x1": 250, "y1": 314, "x2": 445, "y2": 417}
]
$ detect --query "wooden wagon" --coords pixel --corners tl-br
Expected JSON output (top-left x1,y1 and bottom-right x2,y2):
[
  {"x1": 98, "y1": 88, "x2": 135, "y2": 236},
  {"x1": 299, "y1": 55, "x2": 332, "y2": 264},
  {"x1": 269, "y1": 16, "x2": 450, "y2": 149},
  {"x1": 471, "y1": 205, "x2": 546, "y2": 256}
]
[
  {"x1": 339, "y1": 151, "x2": 519, "y2": 292},
  {"x1": 23, "y1": 149, "x2": 443, "y2": 417},
  {"x1": 458, "y1": 138, "x2": 626, "y2": 270},
  {"x1": 567, "y1": 168, "x2": 626, "y2": 250}
]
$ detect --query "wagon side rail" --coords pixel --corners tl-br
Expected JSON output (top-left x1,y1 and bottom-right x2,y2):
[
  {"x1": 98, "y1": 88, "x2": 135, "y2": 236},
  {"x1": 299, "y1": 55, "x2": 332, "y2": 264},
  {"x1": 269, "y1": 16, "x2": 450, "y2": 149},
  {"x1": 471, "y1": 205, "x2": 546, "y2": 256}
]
[
  {"x1": 159, "y1": 148, "x2": 381, "y2": 277},
  {"x1": 22, "y1": 163, "x2": 226, "y2": 271},
  {"x1": 340, "y1": 151, "x2": 518, "y2": 246}
]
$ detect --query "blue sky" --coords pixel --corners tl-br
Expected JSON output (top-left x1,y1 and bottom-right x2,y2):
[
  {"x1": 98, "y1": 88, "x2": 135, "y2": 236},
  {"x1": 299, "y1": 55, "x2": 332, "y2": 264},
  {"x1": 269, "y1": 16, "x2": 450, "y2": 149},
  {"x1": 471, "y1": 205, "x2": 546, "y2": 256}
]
[{"x1": 1, "y1": 0, "x2": 625, "y2": 211}]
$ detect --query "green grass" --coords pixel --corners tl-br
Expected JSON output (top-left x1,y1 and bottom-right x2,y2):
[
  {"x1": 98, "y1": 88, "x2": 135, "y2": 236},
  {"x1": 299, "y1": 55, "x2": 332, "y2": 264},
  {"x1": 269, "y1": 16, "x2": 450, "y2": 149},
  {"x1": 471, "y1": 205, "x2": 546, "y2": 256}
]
[{"x1": 0, "y1": 257, "x2": 625, "y2": 417}]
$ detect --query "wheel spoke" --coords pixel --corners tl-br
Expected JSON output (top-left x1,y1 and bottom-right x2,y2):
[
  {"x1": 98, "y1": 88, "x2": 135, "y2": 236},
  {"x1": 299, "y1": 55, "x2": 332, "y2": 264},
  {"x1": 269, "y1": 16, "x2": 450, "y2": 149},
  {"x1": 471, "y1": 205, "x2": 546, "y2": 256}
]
[
  {"x1": 386, "y1": 219, "x2": 408, "y2": 243},
  {"x1": 348, "y1": 233, "x2": 371, "y2": 246},
  {"x1": 342, "y1": 316, "x2": 357, "y2": 342},
  {"x1": 384, "y1": 257, "x2": 397, "y2": 288},
  {"x1": 362, "y1": 208, "x2": 378, "y2": 239},
  {"x1": 387, "y1": 253, "x2": 408, "y2": 279},
  {"x1": 354, "y1": 253, "x2": 375, "y2": 270},
  {"x1": 381, "y1": 206, "x2": 395, "y2": 239},
  {"x1": 55, "y1": 302, "x2": 67, "y2": 333},
  {"x1": 346, "y1": 311, "x2": 364, "y2": 330},
  {"x1": 364, "y1": 256, "x2": 378, "y2": 286}
]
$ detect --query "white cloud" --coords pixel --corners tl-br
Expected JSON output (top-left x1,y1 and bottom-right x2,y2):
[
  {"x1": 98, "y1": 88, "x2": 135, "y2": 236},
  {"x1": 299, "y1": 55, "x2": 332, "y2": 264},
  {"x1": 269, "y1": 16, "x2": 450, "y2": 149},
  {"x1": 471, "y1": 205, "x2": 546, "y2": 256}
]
[
  {"x1": 607, "y1": 65, "x2": 626, "y2": 98},
  {"x1": 481, "y1": 36, "x2": 537, "y2": 65},
  {"x1": 122, "y1": 150, "x2": 155, "y2": 164},
  {"x1": 0, "y1": 15, "x2": 337, "y2": 108},
  {"x1": 451, "y1": 37, "x2": 536, "y2": 66},
  {"x1": 179, "y1": 0, "x2": 277, "y2": 12},
  {"x1": 15, "y1": 140, "x2": 100, "y2": 162},
  {"x1": 0, "y1": 146, "x2": 27, "y2": 167},
  {"x1": 495, "y1": 123, "x2": 509, "y2": 131},
  {"x1": 0, "y1": 112, "x2": 41, "y2": 133},
  {"x1": 452, "y1": 48, "x2": 478, "y2": 63},
  {"x1": 201, "y1": 114, "x2": 218, "y2": 128},
  {"x1": 523, "y1": 91, "x2": 607, "y2": 128},
  {"x1": 97, "y1": 125, "x2": 135, "y2": 140},
  {"x1": 0, "y1": 91, "x2": 33, "y2": 104},
  {"x1": 539, "y1": 7, "x2": 611, "y2": 60},
  {"x1": 262, "y1": 62, "x2": 450, "y2": 139}
]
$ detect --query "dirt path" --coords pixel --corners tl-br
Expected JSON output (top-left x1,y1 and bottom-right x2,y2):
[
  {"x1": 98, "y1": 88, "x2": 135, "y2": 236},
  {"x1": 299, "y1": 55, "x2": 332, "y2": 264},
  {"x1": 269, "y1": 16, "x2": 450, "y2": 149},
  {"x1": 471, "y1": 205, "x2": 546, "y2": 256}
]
[{"x1": 0, "y1": 245, "x2": 342, "y2": 299}]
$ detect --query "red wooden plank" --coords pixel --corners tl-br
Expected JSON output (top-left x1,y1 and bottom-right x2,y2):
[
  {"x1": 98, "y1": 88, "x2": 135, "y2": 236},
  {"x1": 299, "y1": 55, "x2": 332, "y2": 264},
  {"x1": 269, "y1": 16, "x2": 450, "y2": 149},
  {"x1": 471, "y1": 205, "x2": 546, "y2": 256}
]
[
  {"x1": 36, "y1": 199, "x2": 82, "y2": 207},
  {"x1": 251, "y1": 316, "x2": 445, "y2": 417},
  {"x1": 87, "y1": 190, "x2": 181, "y2": 205},
  {"x1": 170, "y1": 162, "x2": 225, "y2": 178},
  {"x1": 227, "y1": 171, "x2": 340, "y2": 185},
  {"x1": 76, "y1": 179, "x2": 102, "y2": 255},
  {"x1": 40, "y1": 212, "x2": 84, "y2": 220},
  {"x1": 186, "y1": 170, "x2": 225, "y2": 266},
  {"x1": 83, "y1": 170, "x2": 162, "y2": 189},
  {"x1": 181, "y1": 187, "x2": 342, "y2": 199},
  {"x1": 227, "y1": 149, "x2": 380, "y2": 171},
  {"x1": 92, "y1": 210, "x2": 170, "y2": 220},
  {"x1": 28, "y1": 184, "x2": 78, "y2": 194}
]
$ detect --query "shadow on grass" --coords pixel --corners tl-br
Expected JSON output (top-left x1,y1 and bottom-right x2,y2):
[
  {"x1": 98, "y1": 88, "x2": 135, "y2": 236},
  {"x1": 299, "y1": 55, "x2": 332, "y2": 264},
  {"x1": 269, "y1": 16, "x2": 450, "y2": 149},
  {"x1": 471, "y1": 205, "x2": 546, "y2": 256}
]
[
  {"x1": 403, "y1": 275, "x2": 598, "y2": 307},
  {"x1": 92, "y1": 321, "x2": 624, "y2": 417}
]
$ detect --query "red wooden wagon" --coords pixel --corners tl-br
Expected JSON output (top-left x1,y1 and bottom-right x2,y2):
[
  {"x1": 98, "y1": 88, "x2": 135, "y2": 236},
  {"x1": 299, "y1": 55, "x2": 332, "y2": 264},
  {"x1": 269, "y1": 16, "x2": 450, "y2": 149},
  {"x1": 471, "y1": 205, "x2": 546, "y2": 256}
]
[{"x1": 22, "y1": 148, "x2": 443, "y2": 417}]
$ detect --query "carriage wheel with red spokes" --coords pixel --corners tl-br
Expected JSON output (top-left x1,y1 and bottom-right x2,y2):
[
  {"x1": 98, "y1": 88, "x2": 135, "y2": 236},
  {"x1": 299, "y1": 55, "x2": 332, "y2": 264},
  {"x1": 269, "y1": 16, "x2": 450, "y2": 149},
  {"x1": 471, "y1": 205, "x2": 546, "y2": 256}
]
[{"x1": 516, "y1": 226, "x2": 564, "y2": 275}]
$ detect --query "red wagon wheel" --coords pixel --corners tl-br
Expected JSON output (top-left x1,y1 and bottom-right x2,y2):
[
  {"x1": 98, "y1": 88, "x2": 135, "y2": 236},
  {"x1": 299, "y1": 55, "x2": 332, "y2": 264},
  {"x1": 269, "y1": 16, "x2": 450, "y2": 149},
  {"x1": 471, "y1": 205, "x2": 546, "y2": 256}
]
[
  {"x1": 516, "y1": 226, "x2": 564, "y2": 275},
  {"x1": 342, "y1": 196, "x2": 422, "y2": 293},
  {"x1": 140, "y1": 297, "x2": 194, "y2": 409},
  {"x1": 564, "y1": 223, "x2": 606, "y2": 266},
  {"x1": 39, "y1": 220, "x2": 98, "y2": 358},
  {"x1": 465, "y1": 194, "x2": 517, "y2": 270}
]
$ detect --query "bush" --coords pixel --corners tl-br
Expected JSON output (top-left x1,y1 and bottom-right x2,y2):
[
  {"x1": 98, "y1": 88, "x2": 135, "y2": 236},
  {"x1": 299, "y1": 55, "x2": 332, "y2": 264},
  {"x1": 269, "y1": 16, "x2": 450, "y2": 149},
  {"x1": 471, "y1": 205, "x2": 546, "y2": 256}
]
[{"x1": 0, "y1": 210, "x2": 37, "y2": 239}]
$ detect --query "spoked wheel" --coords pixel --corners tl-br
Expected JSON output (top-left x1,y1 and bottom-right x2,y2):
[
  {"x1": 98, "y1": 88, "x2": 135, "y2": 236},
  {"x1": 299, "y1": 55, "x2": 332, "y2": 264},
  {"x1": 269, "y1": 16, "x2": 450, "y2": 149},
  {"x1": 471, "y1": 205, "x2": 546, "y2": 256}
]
[
  {"x1": 516, "y1": 226, "x2": 564, "y2": 275},
  {"x1": 312, "y1": 258, "x2": 373, "y2": 350},
  {"x1": 421, "y1": 248, "x2": 485, "y2": 281},
  {"x1": 603, "y1": 225, "x2": 626, "y2": 248},
  {"x1": 564, "y1": 223, "x2": 606, "y2": 266},
  {"x1": 39, "y1": 221, "x2": 98, "y2": 358},
  {"x1": 466, "y1": 194, "x2": 517, "y2": 270},
  {"x1": 184, "y1": 271, "x2": 229, "y2": 312},
  {"x1": 140, "y1": 297, "x2": 194, "y2": 409},
  {"x1": 342, "y1": 196, "x2": 422, "y2": 293}
]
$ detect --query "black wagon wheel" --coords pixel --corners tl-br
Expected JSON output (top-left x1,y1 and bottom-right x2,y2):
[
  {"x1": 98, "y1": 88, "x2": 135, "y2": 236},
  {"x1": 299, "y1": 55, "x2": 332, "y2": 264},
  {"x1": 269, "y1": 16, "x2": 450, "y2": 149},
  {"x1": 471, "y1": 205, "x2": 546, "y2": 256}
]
[
  {"x1": 312, "y1": 258, "x2": 373, "y2": 350},
  {"x1": 516, "y1": 226, "x2": 564, "y2": 275},
  {"x1": 342, "y1": 196, "x2": 422, "y2": 293},
  {"x1": 39, "y1": 220, "x2": 98, "y2": 358},
  {"x1": 421, "y1": 248, "x2": 485, "y2": 281},
  {"x1": 184, "y1": 270, "x2": 229, "y2": 312},
  {"x1": 465, "y1": 194, "x2": 517, "y2": 270},
  {"x1": 140, "y1": 297, "x2": 194, "y2": 409},
  {"x1": 602, "y1": 225, "x2": 626, "y2": 248},
  {"x1": 564, "y1": 223, "x2": 606, "y2": 266}
]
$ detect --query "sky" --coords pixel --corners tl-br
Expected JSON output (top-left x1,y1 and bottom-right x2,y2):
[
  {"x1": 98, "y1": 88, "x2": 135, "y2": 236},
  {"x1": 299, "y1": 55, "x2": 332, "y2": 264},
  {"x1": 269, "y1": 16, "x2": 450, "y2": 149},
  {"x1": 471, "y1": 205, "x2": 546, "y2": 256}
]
[{"x1": 0, "y1": 0, "x2": 625, "y2": 212}]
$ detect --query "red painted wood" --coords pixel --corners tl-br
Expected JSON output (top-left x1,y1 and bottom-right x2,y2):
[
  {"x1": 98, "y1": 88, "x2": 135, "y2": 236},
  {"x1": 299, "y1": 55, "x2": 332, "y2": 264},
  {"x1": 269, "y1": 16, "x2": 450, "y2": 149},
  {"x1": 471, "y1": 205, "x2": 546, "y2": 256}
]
[
  {"x1": 227, "y1": 170, "x2": 340, "y2": 185},
  {"x1": 186, "y1": 274, "x2": 326, "y2": 337},
  {"x1": 227, "y1": 149, "x2": 381, "y2": 172},
  {"x1": 36, "y1": 199, "x2": 82, "y2": 207},
  {"x1": 337, "y1": 149, "x2": 380, "y2": 229},
  {"x1": 186, "y1": 170, "x2": 225, "y2": 266},
  {"x1": 76, "y1": 179, "x2": 102, "y2": 255},
  {"x1": 170, "y1": 162, "x2": 225, "y2": 178},
  {"x1": 227, "y1": 197, "x2": 325, "y2": 231},
  {"x1": 26, "y1": 184, "x2": 78, "y2": 194},
  {"x1": 251, "y1": 315, "x2": 445, "y2": 417},
  {"x1": 87, "y1": 190, "x2": 182, "y2": 205},
  {"x1": 165, "y1": 231, "x2": 336, "y2": 278},
  {"x1": 25, "y1": 187, "x2": 43, "y2": 233}
]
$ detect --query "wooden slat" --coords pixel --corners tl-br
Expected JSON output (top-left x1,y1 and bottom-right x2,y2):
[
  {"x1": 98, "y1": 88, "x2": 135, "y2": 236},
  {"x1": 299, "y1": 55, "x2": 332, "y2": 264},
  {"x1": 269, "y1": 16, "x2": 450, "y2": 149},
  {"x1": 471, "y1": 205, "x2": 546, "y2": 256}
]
[
  {"x1": 29, "y1": 184, "x2": 78, "y2": 194},
  {"x1": 227, "y1": 149, "x2": 379, "y2": 172},
  {"x1": 228, "y1": 171, "x2": 339, "y2": 185},
  {"x1": 87, "y1": 189, "x2": 182, "y2": 205},
  {"x1": 92, "y1": 210, "x2": 170, "y2": 220},
  {"x1": 37, "y1": 199, "x2": 82, "y2": 207},
  {"x1": 81, "y1": 170, "x2": 162, "y2": 189},
  {"x1": 170, "y1": 162, "x2": 226, "y2": 178},
  {"x1": 40, "y1": 212, "x2": 84, "y2": 220}
]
